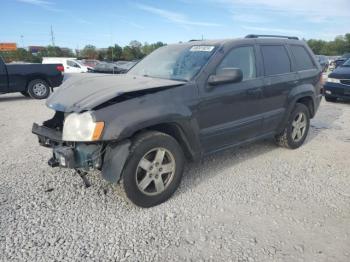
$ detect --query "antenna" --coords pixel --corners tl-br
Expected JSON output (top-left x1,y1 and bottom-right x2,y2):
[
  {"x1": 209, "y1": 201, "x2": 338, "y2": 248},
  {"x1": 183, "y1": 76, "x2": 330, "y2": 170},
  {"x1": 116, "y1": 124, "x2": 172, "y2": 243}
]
[{"x1": 50, "y1": 25, "x2": 55, "y2": 46}]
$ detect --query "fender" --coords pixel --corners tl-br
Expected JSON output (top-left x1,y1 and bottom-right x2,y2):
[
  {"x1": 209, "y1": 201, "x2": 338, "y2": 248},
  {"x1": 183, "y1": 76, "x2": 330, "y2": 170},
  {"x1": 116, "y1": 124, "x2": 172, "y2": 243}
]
[
  {"x1": 276, "y1": 83, "x2": 315, "y2": 133},
  {"x1": 93, "y1": 84, "x2": 202, "y2": 160}
]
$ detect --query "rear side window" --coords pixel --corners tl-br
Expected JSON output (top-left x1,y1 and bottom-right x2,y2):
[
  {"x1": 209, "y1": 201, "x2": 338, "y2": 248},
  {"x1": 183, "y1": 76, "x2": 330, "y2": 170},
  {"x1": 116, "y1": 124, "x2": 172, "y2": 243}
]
[
  {"x1": 261, "y1": 45, "x2": 291, "y2": 76},
  {"x1": 290, "y1": 45, "x2": 315, "y2": 71}
]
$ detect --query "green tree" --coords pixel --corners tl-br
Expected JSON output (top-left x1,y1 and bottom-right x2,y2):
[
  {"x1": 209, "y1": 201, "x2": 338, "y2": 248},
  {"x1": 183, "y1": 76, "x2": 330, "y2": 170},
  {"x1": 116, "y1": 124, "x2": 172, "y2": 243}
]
[{"x1": 80, "y1": 45, "x2": 98, "y2": 59}]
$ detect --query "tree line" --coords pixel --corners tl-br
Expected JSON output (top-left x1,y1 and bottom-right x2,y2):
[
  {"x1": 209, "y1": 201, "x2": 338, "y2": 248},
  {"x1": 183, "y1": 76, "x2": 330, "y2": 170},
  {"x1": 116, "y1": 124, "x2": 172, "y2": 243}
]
[
  {"x1": 0, "y1": 40, "x2": 165, "y2": 63},
  {"x1": 307, "y1": 33, "x2": 350, "y2": 56},
  {"x1": 1, "y1": 34, "x2": 350, "y2": 63}
]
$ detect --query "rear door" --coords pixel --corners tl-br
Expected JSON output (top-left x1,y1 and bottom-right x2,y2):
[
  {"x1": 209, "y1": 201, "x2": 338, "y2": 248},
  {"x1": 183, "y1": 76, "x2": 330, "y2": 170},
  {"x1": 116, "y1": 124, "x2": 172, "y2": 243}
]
[
  {"x1": 258, "y1": 44, "x2": 298, "y2": 133},
  {"x1": 0, "y1": 57, "x2": 8, "y2": 93}
]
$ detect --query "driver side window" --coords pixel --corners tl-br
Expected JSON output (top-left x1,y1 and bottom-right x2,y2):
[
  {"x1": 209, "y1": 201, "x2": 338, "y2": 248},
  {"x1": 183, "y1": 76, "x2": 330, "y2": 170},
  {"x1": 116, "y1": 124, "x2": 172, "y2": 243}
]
[
  {"x1": 217, "y1": 46, "x2": 256, "y2": 81},
  {"x1": 67, "y1": 60, "x2": 80, "y2": 68}
]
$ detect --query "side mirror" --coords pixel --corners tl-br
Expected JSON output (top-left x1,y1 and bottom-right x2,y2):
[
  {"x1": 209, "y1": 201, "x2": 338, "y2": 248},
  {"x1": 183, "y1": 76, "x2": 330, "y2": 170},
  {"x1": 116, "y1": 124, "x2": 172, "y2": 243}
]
[{"x1": 208, "y1": 68, "x2": 243, "y2": 86}]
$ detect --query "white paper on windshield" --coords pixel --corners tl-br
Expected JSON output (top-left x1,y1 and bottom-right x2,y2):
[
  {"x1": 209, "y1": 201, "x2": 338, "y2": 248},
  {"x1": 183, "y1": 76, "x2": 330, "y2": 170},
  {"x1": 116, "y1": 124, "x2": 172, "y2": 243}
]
[{"x1": 190, "y1": 46, "x2": 215, "y2": 52}]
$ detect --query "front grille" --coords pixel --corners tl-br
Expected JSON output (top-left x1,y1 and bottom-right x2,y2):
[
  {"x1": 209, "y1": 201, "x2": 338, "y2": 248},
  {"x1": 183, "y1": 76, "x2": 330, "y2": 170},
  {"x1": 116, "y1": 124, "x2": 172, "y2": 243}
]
[{"x1": 340, "y1": 79, "x2": 350, "y2": 86}]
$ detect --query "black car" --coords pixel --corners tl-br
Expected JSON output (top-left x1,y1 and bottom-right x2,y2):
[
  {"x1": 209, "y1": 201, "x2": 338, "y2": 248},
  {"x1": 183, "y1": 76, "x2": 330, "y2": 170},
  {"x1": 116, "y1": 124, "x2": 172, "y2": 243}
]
[
  {"x1": 0, "y1": 56, "x2": 64, "y2": 99},
  {"x1": 92, "y1": 62, "x2": 122, "y2": 74},
  {"x1": 324, "y1": 58, "x2": 350, "y2": 102},
  {"x1": 334, "y1": 53, "x2": 350, "y2": 68},
  {"x1": 32, "y1": 35, "x2": 322, "y2": 207},
  {"x1": 92, "y1": 61, "x2": 138, "y2": 74}
]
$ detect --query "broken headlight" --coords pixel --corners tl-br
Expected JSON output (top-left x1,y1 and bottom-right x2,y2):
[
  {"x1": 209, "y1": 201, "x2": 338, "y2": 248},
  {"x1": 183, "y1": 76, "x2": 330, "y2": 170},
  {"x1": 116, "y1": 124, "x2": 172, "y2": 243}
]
[{"x1": 62, "y1": 112, "x2": 104, "y2": 142}]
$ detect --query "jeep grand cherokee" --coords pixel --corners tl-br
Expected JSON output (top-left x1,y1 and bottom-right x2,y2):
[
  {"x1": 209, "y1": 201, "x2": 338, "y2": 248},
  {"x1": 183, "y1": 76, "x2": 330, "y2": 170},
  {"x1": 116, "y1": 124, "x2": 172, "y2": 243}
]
[{"x1": 33, "y1": 35, "x2": 323, "y2": 207}]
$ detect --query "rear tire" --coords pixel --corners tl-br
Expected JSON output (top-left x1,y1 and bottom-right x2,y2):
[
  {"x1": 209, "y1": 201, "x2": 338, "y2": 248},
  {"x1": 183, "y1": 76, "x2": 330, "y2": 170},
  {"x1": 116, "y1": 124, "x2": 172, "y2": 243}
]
[
  {"x1": 275, "y1": 103, "x2": 310, "y2": 149},
  {"x1": 325, "y1": 96, "x2": 337, "y2": 103},
  {"x1": 120, "y1": 131, "x2": 185, "y2": 208},
  {"x1": 27, "y1": 79, "x2": 50, "y2": 99}
]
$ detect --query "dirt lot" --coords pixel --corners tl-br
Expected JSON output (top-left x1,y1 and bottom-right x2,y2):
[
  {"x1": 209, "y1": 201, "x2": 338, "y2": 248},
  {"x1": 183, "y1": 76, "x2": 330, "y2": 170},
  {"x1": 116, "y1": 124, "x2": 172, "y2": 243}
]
[{"x1": 0, "y1": 93, "x2": 349, "y2": 262}]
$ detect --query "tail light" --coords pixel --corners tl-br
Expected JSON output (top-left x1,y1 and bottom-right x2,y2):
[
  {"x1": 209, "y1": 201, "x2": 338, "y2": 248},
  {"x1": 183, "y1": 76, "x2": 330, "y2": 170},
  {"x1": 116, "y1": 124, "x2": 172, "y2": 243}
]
[{"x1": 56, "y1": 65, "x2": 64, "y2": 72}]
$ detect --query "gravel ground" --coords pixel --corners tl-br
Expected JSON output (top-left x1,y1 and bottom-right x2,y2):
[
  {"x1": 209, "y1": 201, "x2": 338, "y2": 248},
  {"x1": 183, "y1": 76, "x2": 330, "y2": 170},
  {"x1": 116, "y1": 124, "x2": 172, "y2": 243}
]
[{"x1": 0, "y1": 93, "x2": 349, "y2": 262}]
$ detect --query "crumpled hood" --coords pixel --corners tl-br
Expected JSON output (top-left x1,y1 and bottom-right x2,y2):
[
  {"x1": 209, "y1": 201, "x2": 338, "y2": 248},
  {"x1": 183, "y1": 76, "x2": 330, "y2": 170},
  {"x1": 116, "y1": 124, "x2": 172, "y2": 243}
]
[{"x1": 46, "y1": 74, "x2": 185, "y2": 112}]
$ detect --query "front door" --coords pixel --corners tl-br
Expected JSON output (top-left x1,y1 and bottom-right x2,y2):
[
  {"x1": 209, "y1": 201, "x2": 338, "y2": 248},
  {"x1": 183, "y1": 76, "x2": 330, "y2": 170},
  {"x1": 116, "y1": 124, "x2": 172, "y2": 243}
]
[
  {"x1": 66, "y1": 60, "x2": 82, "y2": 73},
  {"x1": 197, "y1": 46, "x2": 264, "y2": 153},
  {"x1": 0, "y1": 57, "x2": 8, "y2": 93}
]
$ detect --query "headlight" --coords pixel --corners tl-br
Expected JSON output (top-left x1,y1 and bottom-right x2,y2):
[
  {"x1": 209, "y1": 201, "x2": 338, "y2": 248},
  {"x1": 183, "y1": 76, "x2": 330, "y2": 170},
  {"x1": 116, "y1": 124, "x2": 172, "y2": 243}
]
[
  {"x1": 327, "y1": 78, "x2": 340, "y2": 83},
  {"x1": 62, "y1": 112, "x2": 104, "y2": 141}
]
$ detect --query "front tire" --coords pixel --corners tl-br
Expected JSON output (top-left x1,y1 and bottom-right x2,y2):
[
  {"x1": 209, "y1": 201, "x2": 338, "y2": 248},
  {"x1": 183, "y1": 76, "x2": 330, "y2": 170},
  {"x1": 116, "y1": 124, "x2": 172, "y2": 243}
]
[
  {"x1": 27, "y1": 79, "x2": 50, "y2": 99},
  {"x1": 275, "y1": 103, "x2": 310, "y2": 149},
  {"x1": 120, "y1": 131, "x2": 185, "y2": 208}
]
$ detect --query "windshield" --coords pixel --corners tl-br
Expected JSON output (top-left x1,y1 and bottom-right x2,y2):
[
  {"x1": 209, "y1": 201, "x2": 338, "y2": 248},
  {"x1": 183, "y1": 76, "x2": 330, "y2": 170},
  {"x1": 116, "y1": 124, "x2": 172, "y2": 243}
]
[
  {"x1": 128, "y1": 44, "x2": 217, "y2": 81},
  {"x1": 342, "y1": 58, "x2": 350, "y2": 66}
]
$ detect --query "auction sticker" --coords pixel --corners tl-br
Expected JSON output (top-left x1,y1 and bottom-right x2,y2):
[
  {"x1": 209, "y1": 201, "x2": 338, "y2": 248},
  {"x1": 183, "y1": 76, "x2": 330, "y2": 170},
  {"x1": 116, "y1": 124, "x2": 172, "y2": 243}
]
[{"x1": 190, "y1": 46, "x2": 215, "y2": 52}]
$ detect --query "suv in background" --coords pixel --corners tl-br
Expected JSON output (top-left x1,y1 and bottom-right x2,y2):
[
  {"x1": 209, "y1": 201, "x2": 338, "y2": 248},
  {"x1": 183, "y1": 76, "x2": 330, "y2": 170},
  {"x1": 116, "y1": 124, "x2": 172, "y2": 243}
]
[{"x1": 33, "y1": 35, "x2": 323, "y2": 207}]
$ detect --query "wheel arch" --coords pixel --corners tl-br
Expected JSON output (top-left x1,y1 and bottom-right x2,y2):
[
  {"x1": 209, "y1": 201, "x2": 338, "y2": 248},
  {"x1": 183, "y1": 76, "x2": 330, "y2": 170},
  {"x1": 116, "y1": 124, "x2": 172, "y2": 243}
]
[
  {"x1": 132, "y1": 122, "x2": 200, "y2": 161},
  {"x1": 25, "y1": 74, "x2": 51, "y2": 91}
]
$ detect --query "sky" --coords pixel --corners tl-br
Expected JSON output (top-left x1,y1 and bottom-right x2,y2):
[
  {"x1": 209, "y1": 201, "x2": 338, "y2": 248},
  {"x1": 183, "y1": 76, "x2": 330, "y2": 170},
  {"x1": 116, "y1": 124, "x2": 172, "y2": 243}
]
[{"x1": 1, "y1": 0, "x2": 350, "y2": 49}]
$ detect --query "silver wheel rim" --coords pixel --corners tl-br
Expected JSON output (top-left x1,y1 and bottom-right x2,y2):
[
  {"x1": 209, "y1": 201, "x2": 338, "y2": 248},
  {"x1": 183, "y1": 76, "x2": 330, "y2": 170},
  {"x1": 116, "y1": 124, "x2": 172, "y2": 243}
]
[
  {"x1": 291, "y1": 112, "x2": 307, "y2": 142},
  {"x1": 32, "y1": 83, "x2": 47, "y2": 97},
  {"x1": 136, "y1": 147, "x2": 176, "y2": 196}
]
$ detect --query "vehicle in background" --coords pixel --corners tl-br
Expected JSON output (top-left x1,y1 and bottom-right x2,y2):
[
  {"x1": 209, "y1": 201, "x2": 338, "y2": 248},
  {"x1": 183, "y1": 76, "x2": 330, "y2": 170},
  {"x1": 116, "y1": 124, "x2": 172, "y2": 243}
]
[
  {"x1": 80, "y1": 59, "x2": 100, "y2": 68},
  {"x1": 42, "y1": 57, "x2": 93, "y2": 73},
  {"x1": 324, "y1": 58, "x2": 350, "y2": 102},
  {"x1": 334, "y1": 53, "x2": 350, "y2": 68},
  {"x1": 115, "y1": 60, "x2": 139, "y2": 73},
  {"x1": 33, "y1": 35, "x2": 322, "y2": 207},
  {"x1": 92, "y1": 60, "x2": 139, "y2": 74},
  {"x1": 0, "y1": 56, "x2": 64, "y2": 99},
  {"x1": 92, "y1": 62, "x2": 124, "y2": 74},
  {"x1": 315, "y1": 55, "x2": 328, "y2": 72}
]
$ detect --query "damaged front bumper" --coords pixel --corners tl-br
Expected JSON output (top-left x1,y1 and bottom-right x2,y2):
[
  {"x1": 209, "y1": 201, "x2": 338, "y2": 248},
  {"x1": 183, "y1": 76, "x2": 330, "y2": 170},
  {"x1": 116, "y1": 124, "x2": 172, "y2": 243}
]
[{"x1": 32, "y1": 123, "x2": 130, "y2": 183}]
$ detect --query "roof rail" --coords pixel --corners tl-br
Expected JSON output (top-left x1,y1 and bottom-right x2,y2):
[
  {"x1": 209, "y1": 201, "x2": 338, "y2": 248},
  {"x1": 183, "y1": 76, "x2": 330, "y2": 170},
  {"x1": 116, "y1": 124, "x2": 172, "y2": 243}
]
[{"x1": 245, "y1": 34, "x2": 299, "y2": 40}]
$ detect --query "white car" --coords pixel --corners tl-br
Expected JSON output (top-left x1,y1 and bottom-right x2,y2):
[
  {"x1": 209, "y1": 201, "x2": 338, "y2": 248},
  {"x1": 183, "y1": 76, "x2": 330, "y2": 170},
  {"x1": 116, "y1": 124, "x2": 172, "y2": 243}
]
[{"x1": 42, "y1": 57, "x2": 92, "y2": 73}]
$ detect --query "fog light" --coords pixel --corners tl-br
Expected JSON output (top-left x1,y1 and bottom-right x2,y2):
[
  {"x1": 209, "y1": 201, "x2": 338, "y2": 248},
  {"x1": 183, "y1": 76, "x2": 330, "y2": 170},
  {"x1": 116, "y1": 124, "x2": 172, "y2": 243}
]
[{"x1": 325, "y1": 90, "x2": 332, "y2": 95}]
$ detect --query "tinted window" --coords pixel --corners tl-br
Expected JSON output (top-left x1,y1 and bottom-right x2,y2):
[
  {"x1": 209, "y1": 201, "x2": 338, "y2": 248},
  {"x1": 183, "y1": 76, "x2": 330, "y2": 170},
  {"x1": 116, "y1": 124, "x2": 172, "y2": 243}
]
[
  {"x1": 291, "y1": 45, "x2": 315, "y2": 71},
  {"x1": 217, "y1": 46, "x2": 256, "y2": 80},
  {"x1": 261, "y1": 45, "x2": 291, "y2": 76}
]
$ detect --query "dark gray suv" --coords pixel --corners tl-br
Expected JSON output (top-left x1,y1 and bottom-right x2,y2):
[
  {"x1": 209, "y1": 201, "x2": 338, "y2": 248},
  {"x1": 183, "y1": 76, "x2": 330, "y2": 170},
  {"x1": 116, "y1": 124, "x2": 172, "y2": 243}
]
[{"x1": 33, "y1": 35, "x2": 323, "y2": 207}]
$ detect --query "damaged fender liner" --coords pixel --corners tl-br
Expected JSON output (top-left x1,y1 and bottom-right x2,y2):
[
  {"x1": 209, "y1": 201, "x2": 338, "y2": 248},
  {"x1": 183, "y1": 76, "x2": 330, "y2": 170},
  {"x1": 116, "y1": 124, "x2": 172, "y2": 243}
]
[
  {"x1": 102, "y1": 140, "x2": 131, "y2": 183},
  {"x1": 32, "y1": 123, "x2": 132, "y2": 183}
]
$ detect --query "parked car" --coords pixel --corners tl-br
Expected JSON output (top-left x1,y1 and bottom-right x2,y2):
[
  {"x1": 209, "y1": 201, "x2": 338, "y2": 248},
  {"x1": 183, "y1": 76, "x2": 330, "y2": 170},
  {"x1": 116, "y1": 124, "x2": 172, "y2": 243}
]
[
  {"x1": 115, "y1": 60, "x2": 139, "y2": 73},
  {"x1": 334, "y1": 53, "x2": 350, "y2": 68},
  {"x1": 324, "y1": 58, "x2": 350, "y2": 102},
  {"x1": 92, "y1": 61, "x2": 138, "y2": 74},
  {"x1": 80, "y1": 59, "x2": 100, "y2": 68},
  {"x1": 92, "y1": 62, "x2": 124, "y2": 74},
  {"x1": 42, "y1": 57, "x2": 93, "y2": 73},
  {"x1": 315, "y1": 55, "x2": 328, "y2": 72},
  {"x1": 0, "y1": 56, "x2": 64, "y2": 99},
  {"x1": 32, "y1": 35, "x2": 322, "y2": 207}
]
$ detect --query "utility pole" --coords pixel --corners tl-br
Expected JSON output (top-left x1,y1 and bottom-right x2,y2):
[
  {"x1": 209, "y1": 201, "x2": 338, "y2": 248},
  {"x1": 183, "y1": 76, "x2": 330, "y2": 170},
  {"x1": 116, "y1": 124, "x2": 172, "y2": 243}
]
[
  {"x1": 20, "y1": 35, "x2": 24, "y2": 48},
  {"x1": 50, "y1": 25, "x2": 55, "y2": 47}
]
